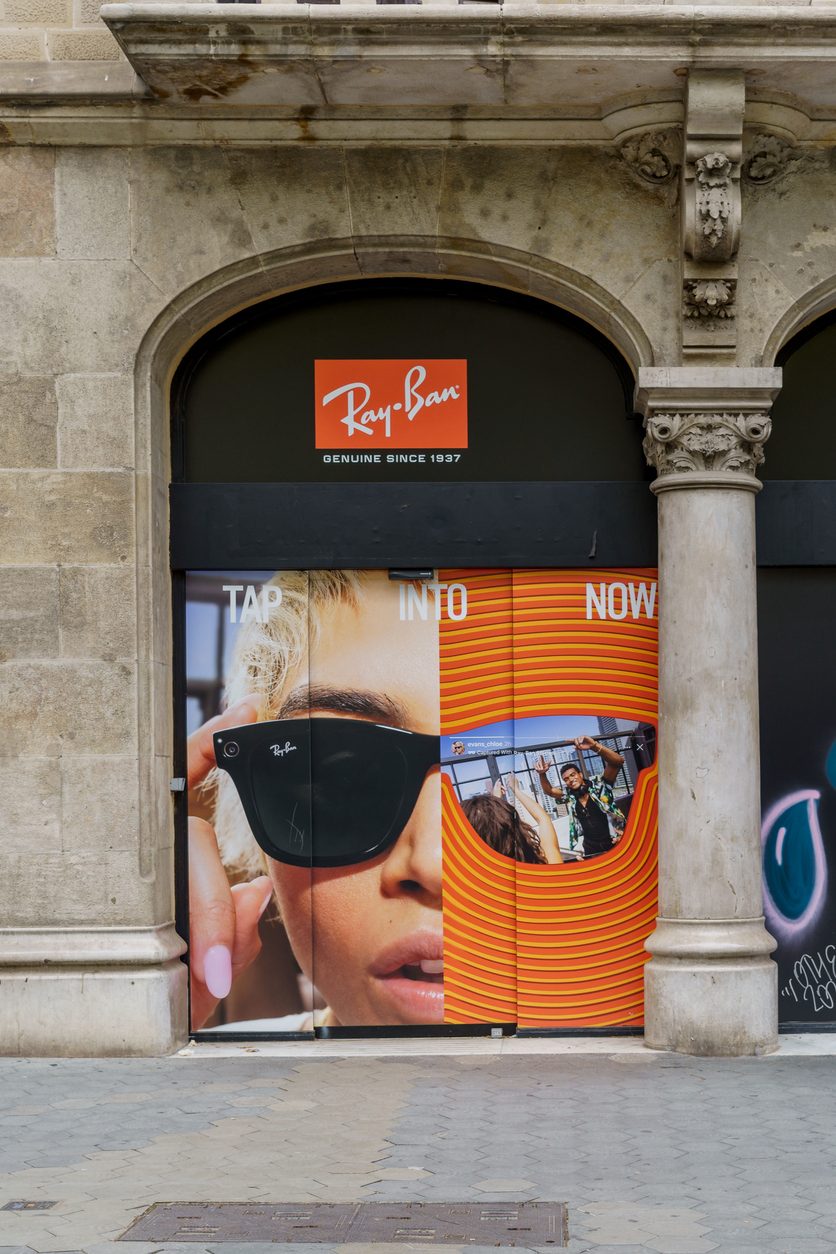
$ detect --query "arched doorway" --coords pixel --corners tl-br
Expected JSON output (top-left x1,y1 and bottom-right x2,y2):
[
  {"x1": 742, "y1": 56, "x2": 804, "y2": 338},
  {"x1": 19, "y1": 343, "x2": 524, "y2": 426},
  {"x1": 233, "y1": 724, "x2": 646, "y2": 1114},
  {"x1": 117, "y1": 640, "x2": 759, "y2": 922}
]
[{"x1": 171, "y1": 278, "x2": 659, "y2": 1039}]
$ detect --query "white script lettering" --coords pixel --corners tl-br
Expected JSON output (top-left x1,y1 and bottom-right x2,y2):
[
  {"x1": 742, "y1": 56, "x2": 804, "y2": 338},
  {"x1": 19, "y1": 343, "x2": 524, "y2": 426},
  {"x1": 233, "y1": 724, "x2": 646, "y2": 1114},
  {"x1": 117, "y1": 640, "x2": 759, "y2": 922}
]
[
  {"x1": 323, "y1": 366, "x2": 461, "y2": 439},
  {"x1": 782, "y1": 946, "x2": 836, "y2": 1013}
]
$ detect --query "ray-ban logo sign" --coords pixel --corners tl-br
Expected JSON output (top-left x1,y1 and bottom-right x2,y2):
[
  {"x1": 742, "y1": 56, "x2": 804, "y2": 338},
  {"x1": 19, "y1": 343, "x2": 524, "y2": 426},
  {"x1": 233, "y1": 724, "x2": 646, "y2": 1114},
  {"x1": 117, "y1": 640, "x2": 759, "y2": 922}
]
[{"x1": 315, "y1": 359, "x2": 468, "y2": 449}]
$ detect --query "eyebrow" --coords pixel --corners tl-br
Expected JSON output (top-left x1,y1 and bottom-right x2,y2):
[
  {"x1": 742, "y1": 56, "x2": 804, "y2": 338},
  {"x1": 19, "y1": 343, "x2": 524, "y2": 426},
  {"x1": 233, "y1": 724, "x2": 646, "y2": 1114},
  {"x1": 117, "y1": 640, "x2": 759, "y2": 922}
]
[{"x1": 277, "y1": 684, "x2": 411, "y2": 727}]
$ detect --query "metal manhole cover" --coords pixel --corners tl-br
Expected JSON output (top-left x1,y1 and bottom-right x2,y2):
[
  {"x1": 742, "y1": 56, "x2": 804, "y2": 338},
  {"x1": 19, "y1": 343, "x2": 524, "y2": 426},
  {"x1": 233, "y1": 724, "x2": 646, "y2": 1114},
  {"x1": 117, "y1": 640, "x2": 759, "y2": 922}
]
[
  {"x1": 2, "y1": 1201, "x2": 59, "y2": 1211},
  {"x1": 121, "y1": 1201, "x2": 567, "y2": 1245}
]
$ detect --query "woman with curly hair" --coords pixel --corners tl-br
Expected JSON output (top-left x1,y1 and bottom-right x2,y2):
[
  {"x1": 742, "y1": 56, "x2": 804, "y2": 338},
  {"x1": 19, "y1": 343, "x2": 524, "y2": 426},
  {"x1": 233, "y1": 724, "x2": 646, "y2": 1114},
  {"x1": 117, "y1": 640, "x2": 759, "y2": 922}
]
[{"x1": 462, "y1": 773, "x2": 562, "y2": 865}]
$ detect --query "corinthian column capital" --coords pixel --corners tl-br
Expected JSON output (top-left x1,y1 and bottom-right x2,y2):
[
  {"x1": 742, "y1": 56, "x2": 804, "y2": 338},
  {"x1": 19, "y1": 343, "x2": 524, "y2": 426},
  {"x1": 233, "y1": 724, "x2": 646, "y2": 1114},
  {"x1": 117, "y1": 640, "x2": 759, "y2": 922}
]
[
  {"x1": 643, "y1": 410, "x2": 772, "y2": 479},
  {"x1": 635, "y1": 367, "x2": 782, "y2": 493}
]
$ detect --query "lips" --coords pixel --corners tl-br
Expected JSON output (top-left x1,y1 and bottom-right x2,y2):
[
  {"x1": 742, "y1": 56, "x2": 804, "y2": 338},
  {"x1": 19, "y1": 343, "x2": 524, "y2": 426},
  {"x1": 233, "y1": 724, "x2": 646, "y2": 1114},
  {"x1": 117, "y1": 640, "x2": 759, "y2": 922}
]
[
  {"x1": 403, "y1": 958, "x2": 443, "y2": 984},
  {"x1": 369, "y1": 931, "x2": 444, "y2": 1024}
]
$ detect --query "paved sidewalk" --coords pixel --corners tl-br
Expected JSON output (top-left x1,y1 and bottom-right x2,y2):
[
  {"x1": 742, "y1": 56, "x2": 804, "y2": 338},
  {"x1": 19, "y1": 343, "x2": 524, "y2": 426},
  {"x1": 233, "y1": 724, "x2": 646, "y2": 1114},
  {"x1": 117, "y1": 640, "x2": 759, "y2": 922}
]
[{"x1": 0, "y1": 1039, "x2": 835, "y2": 1254}]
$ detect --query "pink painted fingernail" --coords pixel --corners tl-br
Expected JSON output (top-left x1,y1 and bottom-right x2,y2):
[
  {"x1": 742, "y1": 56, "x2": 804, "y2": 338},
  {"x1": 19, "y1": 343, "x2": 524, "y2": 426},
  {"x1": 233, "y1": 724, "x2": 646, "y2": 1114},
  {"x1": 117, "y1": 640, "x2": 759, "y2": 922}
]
[
  {"x1": 258, "y1": 887, "x2": 274, "y2": 920},
  {"x1": 203, "y1": 945, "x2": 232, "y2": 999}
]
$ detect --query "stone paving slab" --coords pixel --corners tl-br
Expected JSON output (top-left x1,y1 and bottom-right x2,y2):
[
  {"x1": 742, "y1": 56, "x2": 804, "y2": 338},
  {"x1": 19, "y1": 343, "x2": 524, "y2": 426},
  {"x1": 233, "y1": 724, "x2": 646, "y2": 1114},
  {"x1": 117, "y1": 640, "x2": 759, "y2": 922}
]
[{"x1": 0, "y1": 1049, "x2": 834, "y2": 1254}]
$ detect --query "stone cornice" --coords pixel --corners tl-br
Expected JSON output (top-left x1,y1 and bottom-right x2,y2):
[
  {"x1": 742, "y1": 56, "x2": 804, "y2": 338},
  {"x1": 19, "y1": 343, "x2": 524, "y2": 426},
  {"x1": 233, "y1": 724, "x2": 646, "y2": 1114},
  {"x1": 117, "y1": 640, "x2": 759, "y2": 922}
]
[
  {"x1": 99, "y1": 3, "x2": 836, "y2": 108},
  {"x1": 1, "y1": 98, "x2": 833, "y2": 147}
]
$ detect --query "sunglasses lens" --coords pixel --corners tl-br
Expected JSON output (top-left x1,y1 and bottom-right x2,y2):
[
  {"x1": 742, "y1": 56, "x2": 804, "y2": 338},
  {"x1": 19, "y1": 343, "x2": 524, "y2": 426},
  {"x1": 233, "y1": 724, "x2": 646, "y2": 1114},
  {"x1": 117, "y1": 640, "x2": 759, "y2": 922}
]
[
  {"x1": 222, "y1": 719, "x2": 435, "y2": 867},
  {"x1": 310, "y1": 721, "x2": 409, "y2": 863},
  {"x1": 248, "y1": 729, "x2": 312, "y2": 862}
]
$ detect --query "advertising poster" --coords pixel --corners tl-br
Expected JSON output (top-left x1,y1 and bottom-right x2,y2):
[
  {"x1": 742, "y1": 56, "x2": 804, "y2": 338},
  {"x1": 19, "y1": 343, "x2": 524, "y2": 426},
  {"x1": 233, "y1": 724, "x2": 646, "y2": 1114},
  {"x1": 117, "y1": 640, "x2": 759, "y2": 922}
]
[{"x1": 185, "y1": 569, "x2": 658, "y2": 1032}]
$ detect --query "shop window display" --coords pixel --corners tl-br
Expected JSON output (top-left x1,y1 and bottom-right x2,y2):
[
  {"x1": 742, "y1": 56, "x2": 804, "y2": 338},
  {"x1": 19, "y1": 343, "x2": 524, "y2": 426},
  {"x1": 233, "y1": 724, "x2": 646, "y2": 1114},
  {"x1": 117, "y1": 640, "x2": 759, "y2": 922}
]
[{"x1": 185, "y1": 568, "x2": 658, "y2": 1032}]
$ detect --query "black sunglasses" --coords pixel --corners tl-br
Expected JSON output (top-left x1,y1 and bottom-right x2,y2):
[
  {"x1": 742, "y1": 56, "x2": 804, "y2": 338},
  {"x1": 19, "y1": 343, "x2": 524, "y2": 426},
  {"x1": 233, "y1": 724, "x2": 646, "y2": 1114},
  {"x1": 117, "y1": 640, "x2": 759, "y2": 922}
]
[{"x1": 214, "y1": 718, "x2": 440, "y2": 867}]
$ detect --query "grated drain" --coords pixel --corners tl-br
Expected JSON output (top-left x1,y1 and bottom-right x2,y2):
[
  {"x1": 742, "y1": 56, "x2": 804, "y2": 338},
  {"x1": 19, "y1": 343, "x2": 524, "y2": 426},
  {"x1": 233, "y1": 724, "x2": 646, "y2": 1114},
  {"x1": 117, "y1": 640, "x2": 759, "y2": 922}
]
[{"x1": 121, "y1": 1201, "x2": 567, "y2": 1245}]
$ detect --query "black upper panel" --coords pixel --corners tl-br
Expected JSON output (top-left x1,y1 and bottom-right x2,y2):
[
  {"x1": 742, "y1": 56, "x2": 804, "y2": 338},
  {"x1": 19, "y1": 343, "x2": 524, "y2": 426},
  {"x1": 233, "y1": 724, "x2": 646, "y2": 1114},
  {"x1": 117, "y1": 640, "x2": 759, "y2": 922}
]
[
  {"x1": 169, "y1": 481, "x2": 658, "y2": 569},
  {"x1": 174, "y1": 279, "x2": 645, "y2": 484},
  {"x1": 763, "y1": 315, "x2": 836, "y2": 480}
]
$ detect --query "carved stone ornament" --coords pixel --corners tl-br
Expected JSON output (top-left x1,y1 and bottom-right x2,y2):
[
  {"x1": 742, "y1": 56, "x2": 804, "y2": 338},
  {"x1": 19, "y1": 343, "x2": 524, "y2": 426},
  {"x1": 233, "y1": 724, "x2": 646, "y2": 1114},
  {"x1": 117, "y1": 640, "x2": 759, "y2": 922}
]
[
  {"x1": 681, "y1": 278, "x2": 736, "y2": 318},
  {"x1": 643, "y1": 411, "x2": 772, "y2": 477},
  {"x1": 620, "y1": 131, "x2": 679, "y2": 185},
  {"x1": 695, "y1": 152, "x2": 733, "y2": 249},
  {"x1": 683, "y1": 279, "x2": 736, "y2": 319},
  {"x1": 742, "y1": 134, "x2": 802, "y2": 186}
]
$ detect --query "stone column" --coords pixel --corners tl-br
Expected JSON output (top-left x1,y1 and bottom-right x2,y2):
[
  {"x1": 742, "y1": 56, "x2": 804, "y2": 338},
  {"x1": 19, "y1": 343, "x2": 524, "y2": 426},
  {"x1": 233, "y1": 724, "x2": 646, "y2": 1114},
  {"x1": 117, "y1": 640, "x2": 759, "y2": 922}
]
[{"x1": 637, "y1": 366, "x2": 782, "y2": 1057}]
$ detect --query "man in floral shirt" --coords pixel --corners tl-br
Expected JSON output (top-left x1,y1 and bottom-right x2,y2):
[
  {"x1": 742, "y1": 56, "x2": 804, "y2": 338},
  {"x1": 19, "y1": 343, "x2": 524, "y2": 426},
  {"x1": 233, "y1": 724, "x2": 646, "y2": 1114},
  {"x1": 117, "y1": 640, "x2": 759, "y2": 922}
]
[{"x1": 535, "y1": 735, "x2": 626, "y2": 860}]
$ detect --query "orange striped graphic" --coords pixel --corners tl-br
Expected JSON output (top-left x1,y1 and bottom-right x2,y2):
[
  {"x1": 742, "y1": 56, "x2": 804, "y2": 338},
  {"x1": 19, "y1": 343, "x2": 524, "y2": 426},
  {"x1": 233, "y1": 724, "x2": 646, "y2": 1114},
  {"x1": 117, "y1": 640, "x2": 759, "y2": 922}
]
[{"x1": 440, "y1": 568, "x2": 658, "y2": 1027}]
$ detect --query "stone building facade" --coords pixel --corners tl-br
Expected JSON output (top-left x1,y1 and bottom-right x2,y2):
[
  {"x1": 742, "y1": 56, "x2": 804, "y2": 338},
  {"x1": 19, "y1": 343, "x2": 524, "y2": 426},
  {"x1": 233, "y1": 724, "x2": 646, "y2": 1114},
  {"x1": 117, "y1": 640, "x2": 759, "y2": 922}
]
[{"x1": 2, "y1": 0, "x2": 835, "y2": 1057}]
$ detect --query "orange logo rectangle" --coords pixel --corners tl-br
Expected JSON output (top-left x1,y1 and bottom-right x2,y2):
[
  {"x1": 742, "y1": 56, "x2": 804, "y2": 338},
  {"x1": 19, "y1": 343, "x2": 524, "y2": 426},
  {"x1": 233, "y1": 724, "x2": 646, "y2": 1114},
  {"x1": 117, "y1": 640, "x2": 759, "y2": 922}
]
[{"x1": 315, "y1": 359, "x2": 468, "y2": 449}]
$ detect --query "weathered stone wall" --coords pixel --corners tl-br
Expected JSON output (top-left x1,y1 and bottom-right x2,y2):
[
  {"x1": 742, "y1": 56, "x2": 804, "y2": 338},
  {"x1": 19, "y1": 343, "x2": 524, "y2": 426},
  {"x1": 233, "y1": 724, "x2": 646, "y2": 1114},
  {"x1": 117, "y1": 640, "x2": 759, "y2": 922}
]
[
  {"x1": 0, "y1": 0, "x2": 207, "y2": 63},
  {"x1": 1, "y1": 123, "x2": 835, "y2": 1051},
  {"x1": 0, "y1": 0, "x2": 122, "y2": 62},
  {"x1": 0, "y1": 138, "x2": 679, "y2": 1050},
  {"x1": 739, "y1": 147, "x2": 836, "y2": 364}
]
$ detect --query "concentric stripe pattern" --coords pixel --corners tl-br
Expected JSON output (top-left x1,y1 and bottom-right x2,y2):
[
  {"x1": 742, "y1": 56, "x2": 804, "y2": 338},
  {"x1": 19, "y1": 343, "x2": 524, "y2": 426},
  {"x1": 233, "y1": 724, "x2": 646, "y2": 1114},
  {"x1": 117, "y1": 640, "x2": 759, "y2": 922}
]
[{"x1": 440, "y1": 569, "x2": 658, "y2": 1027}]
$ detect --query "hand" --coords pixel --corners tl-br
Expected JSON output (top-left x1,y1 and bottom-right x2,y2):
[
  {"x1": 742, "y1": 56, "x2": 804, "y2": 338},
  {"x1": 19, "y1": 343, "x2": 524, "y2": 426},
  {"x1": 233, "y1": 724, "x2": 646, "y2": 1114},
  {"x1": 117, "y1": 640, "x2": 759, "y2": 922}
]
[
  {"x1": 533, "y1": 755, "x2": 552, "y2": 774},
  {"x1": 491, "y1": 778, "x2": 506, "y2": 798},
  {"x1": 505, "y1": 772, "x2": 520, "y2": 797},
  {"x1": 574, "y1": 735, "x2": 597, "y2": 753},
  {"x1": 187, "y1": 695, "x2": 274, "y2": 1029}
]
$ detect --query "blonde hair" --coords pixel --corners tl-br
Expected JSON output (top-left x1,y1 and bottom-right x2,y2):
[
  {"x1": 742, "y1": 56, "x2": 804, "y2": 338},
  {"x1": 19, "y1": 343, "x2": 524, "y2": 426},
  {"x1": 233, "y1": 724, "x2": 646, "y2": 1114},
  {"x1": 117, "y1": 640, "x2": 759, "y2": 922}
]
[{"x1": 211, "y1": 569, "x2": 367, "y2": 877}]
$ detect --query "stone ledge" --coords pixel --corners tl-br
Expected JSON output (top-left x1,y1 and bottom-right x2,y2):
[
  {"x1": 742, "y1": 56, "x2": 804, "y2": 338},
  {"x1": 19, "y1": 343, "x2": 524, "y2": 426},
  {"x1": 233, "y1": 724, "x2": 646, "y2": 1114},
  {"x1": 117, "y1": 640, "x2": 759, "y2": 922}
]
[
  {"x1": 636, "y1": 365, "x2": 783, "y2": 408},
  {"x1": 0, "y1": 921, "x2": 187, "y2": 966},
  {"x1": 99, "y1": 3, "x2": 836, "y2": 107},
  {"x1": 0, "y1": 59, "x2": 150, "y2": 99},
  {"x1": 0, "y1": 90, "x2": 833, "y2": 146}
]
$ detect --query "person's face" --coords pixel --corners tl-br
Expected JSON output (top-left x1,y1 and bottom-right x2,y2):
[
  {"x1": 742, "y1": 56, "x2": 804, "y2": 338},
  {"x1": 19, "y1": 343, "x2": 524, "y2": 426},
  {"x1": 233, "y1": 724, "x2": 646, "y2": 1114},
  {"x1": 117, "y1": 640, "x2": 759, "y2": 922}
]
[
  {"x1": 267, "y1": 573, "x2": 443, "y2": 1026},
  {"x1": 562, "y1": 766, "x2": 584, "y2": 792}
]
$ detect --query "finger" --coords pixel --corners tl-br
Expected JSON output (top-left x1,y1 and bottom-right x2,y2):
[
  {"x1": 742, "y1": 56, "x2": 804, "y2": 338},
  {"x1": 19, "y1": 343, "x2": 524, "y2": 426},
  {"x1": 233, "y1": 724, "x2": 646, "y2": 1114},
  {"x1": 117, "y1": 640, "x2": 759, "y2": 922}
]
[
  {"x1": 188, "y1": 817, "x2": 238, "y2": 1027},
  {"x1": 187, "y1": 694, "x2": 261, "y2": 791},
  {"x1": 229, "y1": 877, "x2": 274, "y2": 979}
]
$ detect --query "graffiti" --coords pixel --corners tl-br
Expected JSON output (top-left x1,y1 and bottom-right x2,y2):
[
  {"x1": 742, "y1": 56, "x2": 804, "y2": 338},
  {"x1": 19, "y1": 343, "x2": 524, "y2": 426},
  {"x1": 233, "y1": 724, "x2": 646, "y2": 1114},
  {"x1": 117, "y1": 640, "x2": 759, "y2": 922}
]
[
  {"x1": 761, "y1": 790, "x2": 828, "y2": 939},
  {"x1": 781, "y1": 946, "x2": 836, "y2": 1014}
]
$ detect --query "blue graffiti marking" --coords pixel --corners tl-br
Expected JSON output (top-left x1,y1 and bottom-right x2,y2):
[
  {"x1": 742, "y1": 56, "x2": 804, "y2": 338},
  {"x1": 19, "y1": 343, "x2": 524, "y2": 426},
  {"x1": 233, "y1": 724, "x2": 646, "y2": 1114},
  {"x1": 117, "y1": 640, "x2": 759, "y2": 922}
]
[{"x1": 762, "y1": 790, "x2": 827, "y2": 938}]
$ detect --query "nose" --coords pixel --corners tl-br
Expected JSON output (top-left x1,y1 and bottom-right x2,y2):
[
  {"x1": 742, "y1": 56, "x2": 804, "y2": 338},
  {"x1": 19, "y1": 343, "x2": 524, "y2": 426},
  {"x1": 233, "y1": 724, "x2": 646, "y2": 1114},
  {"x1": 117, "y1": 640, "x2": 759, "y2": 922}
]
[{"x1": 379, "y1": 768, "x2": 443, "y2": 906}]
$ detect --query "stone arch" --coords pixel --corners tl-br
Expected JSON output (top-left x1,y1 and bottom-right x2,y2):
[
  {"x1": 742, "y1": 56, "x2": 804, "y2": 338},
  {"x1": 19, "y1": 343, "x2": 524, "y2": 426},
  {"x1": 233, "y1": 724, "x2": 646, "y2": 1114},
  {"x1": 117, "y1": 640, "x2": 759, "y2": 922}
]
[
  {"x1": 760, "y1": 293, "x2": 836, "y2": 481},
  {"x1": 760, "y1": 272, "x2": 836, "y2": 366},
  {"x1": 131, "y1": 236, "x2": 652, "y2": 881},
  {"x1": 139, "y1": 236, "x2": 654, "y2": 421}
]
